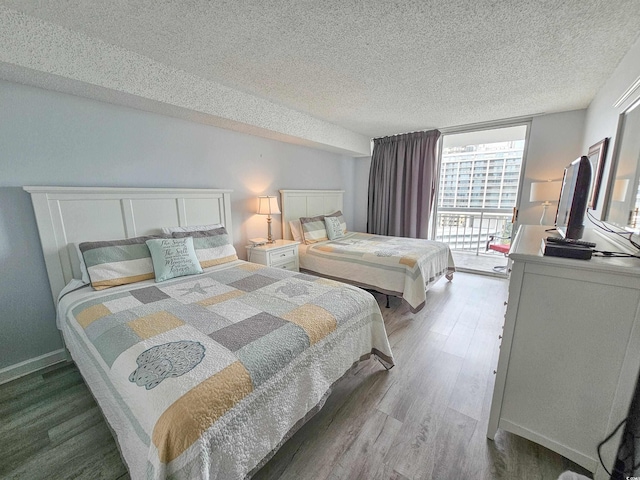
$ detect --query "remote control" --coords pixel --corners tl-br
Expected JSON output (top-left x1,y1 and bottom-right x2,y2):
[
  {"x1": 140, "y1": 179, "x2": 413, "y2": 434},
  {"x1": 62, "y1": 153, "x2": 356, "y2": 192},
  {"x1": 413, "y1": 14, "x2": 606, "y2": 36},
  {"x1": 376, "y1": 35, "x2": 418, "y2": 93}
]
[{"x1": 545, "y1": 236, "x2": 596, "y2": 248}]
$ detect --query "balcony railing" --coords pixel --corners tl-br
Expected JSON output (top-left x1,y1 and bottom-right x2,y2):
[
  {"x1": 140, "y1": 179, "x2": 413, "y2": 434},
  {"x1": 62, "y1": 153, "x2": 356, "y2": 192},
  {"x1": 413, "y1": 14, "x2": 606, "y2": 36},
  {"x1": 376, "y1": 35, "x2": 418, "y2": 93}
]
[{"x1": 435, "y1": 208, "x2": 513, "y2": 256}]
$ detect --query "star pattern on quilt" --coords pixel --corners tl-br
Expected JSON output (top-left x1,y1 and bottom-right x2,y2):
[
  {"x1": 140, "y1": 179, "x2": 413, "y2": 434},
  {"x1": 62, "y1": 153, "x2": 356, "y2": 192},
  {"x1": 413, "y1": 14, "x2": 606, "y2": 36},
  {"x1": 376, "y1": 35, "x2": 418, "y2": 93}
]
[
  {"x1": 374, "y1": 249, "x2": 398, "y2": 257},
  {"x1": 275, "y1": 282, "x2": 310, "y2": 298},
  {"x1": 177, "y1": 282, "x2": 215, "y2": 296}
]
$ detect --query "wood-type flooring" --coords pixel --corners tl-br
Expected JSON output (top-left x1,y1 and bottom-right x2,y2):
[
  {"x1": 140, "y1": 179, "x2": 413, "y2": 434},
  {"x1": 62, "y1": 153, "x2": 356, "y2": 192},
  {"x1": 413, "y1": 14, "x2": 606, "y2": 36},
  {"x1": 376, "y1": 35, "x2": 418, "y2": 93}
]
[{"x1": 0, "y1": 272, "x2": 593, "y2": 479}]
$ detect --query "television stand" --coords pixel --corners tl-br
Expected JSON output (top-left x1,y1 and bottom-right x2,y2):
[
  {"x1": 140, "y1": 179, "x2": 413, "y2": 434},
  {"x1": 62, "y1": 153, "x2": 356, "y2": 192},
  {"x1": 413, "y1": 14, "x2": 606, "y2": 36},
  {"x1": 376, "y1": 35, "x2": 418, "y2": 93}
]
[{"x1": 487, "y1": 225, "x2": 640, "y2": 479}]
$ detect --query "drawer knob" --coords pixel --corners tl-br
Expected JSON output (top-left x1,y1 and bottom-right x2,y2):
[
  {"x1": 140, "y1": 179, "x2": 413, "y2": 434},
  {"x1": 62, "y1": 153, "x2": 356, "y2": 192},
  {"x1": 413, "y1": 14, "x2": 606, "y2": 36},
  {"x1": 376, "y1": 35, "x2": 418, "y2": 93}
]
[
  {"x1": 498, "y1": 335, "x2": 502, "y2": 339},
  {"x1": 493, "y1": 370, "x2": 497, "y2": 375},
  {"x1": 280, "y1": 253, "x2": 286, "y2": 257},
  {"x1": 503, "y1": 301, "x2": 508, "y2": 306}
]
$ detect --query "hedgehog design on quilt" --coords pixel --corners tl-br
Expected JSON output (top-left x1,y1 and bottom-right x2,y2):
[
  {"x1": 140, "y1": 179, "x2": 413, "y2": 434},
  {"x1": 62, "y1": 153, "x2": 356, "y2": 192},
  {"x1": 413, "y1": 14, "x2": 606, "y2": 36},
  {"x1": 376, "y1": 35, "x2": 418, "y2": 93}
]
[{"x1": 129, "y1": 340, "x2": 205, "y2": 390}]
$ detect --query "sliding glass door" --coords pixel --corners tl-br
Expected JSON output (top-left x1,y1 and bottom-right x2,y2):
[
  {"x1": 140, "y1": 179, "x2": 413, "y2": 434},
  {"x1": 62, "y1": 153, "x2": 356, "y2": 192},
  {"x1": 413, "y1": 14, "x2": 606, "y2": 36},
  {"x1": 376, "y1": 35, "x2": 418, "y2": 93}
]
[{"x1": 433, "y1": 124, "x2": 529, "y2": 275}]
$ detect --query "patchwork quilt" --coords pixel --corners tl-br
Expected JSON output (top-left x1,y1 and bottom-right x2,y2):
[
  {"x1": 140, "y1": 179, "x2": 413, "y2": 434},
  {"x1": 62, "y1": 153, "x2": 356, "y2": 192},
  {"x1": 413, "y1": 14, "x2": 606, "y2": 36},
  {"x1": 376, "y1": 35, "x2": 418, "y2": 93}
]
[
  {"x1": 300, "y1": 232, "x2": 456, "y2": 312},
  {"x1": 58, "y1": 261, "x2": 393, "y2": 480}
]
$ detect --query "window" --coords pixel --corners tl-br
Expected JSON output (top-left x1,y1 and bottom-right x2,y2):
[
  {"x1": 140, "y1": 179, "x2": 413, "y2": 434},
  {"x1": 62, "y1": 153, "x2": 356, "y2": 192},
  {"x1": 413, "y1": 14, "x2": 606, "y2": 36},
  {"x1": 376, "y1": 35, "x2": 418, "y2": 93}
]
[
  {"x1": 435, "y1": 124, "x2": 527, "y2": 275},
  {"x1": 438, "y1": 134, "x2": 525, "y2": 210}
]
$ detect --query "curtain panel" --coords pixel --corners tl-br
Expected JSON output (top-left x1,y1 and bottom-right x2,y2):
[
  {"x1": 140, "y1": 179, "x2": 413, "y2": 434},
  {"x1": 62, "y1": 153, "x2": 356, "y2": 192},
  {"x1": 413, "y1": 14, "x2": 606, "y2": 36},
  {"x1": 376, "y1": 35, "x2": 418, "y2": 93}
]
[{"x1": 367, "y1": 129, "x2": 441, "y2": 238}]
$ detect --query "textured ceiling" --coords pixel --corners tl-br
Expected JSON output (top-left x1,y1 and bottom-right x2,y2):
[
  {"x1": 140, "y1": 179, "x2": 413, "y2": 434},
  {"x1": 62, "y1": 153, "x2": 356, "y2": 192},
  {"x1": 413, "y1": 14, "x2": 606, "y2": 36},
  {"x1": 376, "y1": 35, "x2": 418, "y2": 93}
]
[{"x1": 2, "y1": 0, "x2": 640, "y2": 153}]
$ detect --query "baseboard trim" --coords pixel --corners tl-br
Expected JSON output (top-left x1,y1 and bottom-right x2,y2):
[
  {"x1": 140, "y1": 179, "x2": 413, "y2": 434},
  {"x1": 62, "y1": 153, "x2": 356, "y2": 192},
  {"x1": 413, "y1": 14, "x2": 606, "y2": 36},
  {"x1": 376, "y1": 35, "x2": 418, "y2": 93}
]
[{"x1": 0, "y1": 349, "x2": 68, "y2": 385}]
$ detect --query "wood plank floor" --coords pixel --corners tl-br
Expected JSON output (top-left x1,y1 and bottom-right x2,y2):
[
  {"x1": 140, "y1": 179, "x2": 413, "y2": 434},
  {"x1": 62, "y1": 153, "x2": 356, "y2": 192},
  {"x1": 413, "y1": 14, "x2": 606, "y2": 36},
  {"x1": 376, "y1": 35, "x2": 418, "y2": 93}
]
[{"x1": 1, "y1": 272, "x2": 593, "y2": 480}]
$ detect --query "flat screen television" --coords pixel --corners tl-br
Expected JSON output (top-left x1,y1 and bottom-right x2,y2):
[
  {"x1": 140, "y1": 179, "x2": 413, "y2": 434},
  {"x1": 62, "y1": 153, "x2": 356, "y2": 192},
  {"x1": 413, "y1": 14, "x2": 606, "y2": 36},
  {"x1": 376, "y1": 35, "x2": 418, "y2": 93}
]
[{"x1": 555, "y1": 156, "x2": 592, "y2": 239}]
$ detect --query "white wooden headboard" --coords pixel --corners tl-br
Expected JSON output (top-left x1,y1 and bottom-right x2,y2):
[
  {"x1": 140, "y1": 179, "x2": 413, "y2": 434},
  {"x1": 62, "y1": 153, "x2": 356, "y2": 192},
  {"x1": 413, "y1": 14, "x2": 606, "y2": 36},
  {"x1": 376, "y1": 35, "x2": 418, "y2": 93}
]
[
  {"x1": 280, "y1": 189, "x2": 344, "y2": 240},
  {"x1": 24, "y1": 186, "x2": 233, "y2": 304}
]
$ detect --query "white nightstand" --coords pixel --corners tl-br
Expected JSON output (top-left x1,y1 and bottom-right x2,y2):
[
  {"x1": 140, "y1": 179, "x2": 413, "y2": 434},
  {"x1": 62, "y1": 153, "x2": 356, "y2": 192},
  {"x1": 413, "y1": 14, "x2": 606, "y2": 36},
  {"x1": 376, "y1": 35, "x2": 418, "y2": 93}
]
[{"x1": 246, "y1": 239, "x2": 300, "y2": 272}]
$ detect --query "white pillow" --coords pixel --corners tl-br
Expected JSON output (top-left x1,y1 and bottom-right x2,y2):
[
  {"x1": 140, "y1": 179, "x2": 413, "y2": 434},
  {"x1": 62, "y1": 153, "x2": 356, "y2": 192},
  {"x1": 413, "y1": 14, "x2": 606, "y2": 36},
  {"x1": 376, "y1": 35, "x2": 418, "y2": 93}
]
[
  {"x1": 74, "y1": 243, "x2": 90, "y2": 284},
  {"x1": 289, "y1": 220, "x2": 303, "y2": 242},
  {"x1": 161, "y1": 223, "x2": 222, "y2": 234}
]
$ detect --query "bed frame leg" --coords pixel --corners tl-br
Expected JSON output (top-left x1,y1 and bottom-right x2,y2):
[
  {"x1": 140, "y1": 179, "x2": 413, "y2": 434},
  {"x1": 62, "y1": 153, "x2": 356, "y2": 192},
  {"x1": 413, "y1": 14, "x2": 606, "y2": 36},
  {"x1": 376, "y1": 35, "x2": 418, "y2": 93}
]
[
  {"x1": 385, "y1": 295, "x2": 390, "y2": 308},
  {"x1": 373, "y1": 354, "x2": 394, "y2": 370}
]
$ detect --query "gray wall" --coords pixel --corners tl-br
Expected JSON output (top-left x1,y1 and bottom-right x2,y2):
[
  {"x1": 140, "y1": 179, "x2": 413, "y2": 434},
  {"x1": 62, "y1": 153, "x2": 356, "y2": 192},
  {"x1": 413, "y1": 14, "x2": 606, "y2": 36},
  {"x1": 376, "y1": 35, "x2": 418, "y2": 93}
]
[
  {"x1": 0, "y1": 80, "x2": 355, "y2": 369},
  {"x1": 353, "y1": 157, "x2": 372, "y2": 232}
]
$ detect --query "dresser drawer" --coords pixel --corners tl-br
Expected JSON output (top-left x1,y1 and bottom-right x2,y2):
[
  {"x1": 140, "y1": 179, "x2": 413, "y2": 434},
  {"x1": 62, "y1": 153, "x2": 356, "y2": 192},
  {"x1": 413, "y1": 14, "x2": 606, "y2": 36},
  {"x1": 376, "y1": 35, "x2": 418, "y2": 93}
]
[{"x1": 268, "y1": 247, "x2": 296, "y2": 265}]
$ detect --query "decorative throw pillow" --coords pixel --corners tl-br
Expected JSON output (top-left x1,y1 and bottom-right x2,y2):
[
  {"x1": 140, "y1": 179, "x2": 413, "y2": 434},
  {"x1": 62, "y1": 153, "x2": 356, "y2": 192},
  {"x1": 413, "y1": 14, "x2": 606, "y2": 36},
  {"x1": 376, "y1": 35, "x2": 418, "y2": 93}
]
[
  {"x1": 171, "y1": 227, "x2": 238, "y2": 268},
  {"x1": 325, "y1": 216, "x2": 345, "y2": 240},
  {"x1": 300, "y1": 215, "x2": 329, "y2": 244},
  {"x1": 161, "y1": 223, "x2": 223, "y2": 234},
  {"x1": 325, "y1": 210, "x2": 347, "y2": 234},
  {"x1": 146, "y1": 237, "x2": 203, "y2": 282},
  {"x1": 79, "y1": 235, "x2": 159, "y2": 290}
]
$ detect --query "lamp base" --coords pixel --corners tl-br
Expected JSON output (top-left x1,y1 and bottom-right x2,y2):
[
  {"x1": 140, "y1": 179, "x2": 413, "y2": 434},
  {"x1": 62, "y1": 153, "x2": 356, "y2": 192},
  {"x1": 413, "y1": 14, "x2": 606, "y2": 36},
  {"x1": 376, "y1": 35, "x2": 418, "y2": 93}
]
[
  {"x1": 267, "y1": 215, "x2": 274, "y2": 243},
  {"x1": 540, "y1": 202, "x2": 550, "y2": 225}
]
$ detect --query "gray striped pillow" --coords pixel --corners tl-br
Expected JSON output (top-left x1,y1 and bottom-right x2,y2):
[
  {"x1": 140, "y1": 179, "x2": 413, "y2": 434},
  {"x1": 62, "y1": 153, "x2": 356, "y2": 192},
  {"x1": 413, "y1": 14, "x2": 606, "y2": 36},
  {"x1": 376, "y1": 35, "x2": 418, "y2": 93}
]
[
  {"x1": 79, "y1": 235, "x2": 160, "y2": 290},
  {"x1": 161, "y1": 223, "x2": 222, "y2": 234},
  {"x1": 300, "y1": 215, "x2": 329, "y2": 244},
  {"x1": 172, "y1": 227, "x2": 238, "y2": 267}
]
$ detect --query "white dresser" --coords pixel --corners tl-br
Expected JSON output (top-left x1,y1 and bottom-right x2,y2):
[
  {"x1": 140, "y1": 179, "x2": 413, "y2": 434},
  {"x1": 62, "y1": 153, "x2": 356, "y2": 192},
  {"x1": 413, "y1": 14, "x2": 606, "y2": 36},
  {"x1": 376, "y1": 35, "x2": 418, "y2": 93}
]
[{"x1": 488, "y1": 225, "x2": 640, "y2": 479}]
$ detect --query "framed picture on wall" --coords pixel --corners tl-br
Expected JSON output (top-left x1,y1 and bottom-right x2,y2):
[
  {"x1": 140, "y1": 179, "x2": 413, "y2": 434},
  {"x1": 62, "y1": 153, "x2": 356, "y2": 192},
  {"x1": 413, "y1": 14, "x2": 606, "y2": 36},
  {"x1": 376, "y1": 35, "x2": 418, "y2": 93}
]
[{"x1": 588, "y1": 137, "x2": 609, "y2": 209}]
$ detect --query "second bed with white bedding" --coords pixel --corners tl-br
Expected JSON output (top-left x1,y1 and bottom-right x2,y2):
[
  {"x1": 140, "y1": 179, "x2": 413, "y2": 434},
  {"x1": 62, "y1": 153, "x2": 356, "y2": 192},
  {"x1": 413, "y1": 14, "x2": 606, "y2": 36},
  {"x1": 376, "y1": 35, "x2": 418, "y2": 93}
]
[{"x1": 298, "y1": 232, "x2": 455, "y2": 313}]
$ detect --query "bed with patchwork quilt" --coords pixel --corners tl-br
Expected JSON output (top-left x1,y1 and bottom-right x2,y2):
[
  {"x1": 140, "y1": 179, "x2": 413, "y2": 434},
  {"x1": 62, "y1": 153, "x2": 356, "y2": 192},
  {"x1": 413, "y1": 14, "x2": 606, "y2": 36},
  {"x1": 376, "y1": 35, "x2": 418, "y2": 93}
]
[
  {"x1": 299, "y1": 232, "x2": 455, "y2": 313},
  {"x1": 57, "y1": 260, "x2": 394, "y2": 480}
]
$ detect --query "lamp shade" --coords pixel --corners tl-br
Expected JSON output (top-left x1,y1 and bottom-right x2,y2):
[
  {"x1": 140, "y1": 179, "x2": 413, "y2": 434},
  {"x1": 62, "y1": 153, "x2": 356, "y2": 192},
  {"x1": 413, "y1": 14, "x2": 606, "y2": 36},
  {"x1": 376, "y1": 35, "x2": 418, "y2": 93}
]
[
  {"x1": 530, "y1": 181, "x2": 561, "y2": 203},
  {"x1": 257, "y1": 196, "x2": 281, "y2": 215}
]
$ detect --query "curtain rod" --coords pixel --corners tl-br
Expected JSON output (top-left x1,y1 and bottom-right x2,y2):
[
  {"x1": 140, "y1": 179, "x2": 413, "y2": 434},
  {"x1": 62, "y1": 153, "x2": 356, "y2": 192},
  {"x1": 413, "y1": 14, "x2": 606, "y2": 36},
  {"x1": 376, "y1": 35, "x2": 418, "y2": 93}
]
[
  {"x1": 372, "y1": 128, "x2": 440, "y2": 142},
  {"x1": 438, "y1": 113, "x2": 543, "y2": 134},
  {"x1": 370, "y1": 112, "x2": 546, "y2": 142}
]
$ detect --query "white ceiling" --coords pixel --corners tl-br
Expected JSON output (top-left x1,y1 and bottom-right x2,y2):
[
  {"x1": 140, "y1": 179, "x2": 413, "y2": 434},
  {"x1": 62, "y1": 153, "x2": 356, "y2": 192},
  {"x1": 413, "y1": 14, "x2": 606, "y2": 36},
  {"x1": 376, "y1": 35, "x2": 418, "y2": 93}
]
[{"x1": 1, "y1": 1, "x2": 640, "y2": 156}]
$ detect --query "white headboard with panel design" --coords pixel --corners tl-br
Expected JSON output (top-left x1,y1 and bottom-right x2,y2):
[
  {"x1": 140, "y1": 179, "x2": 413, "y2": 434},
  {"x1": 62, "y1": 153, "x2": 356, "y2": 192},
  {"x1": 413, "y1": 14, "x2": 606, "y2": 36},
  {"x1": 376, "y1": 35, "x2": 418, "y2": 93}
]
[
  {"x1": 24, "y1": 186, "x2": 233, "y2": 304},
  {"x1": 279, "y1": 189, "x2": 344, "y2": 240}
]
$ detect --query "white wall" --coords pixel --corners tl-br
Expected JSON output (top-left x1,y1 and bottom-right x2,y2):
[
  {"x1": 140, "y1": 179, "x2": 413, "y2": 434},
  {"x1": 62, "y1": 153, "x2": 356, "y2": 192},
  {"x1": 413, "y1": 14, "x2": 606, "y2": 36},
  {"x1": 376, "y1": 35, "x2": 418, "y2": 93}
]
[
  {"x1": 581, "y1": 34, "x2": 640, "y2": 220},
  {"x1": 579, "y1": 33, "x2": 640, "y2": 476},
  {"x1": 0, "y1": 79, "x2": 355, "y2": 371},
  {"x1": 517, "y1": 110, "x2": 587, "y2": 226}
]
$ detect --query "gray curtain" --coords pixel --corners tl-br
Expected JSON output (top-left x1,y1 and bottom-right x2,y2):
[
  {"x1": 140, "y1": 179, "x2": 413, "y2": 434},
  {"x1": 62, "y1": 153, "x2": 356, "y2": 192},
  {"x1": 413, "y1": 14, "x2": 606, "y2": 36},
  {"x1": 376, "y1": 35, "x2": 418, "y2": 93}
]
[{"x1": 367, "y1": 129, "x2": 441, "y2": 238}]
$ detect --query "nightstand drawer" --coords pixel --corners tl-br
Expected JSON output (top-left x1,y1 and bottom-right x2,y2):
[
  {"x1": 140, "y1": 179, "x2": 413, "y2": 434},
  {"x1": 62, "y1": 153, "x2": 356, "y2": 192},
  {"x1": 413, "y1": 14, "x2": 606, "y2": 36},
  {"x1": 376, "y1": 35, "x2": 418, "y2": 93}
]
[
  {"x1": 273, "y1": 259, "x2": 297, "y2": 271},
  {"x1": 268, "y1": 247, "x2": 296, "y2": 265}
]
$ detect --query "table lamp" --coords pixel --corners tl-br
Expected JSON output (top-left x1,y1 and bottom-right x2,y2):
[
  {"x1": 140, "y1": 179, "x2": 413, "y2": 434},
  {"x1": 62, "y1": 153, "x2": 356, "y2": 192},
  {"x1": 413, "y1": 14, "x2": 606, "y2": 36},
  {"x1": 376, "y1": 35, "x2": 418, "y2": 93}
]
[
  {"x1": 530, "y1": 180, "x2": 561, "y2": 225},
  {"x1": 257, "y1": 196, "x2": 281, "y2": 243}
]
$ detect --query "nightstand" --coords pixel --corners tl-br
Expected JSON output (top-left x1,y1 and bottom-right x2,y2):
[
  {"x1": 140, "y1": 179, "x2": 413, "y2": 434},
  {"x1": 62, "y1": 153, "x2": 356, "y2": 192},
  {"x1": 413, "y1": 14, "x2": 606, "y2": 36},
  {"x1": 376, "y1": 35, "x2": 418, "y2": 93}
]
[{"x1": 246, "y1": 239, "x2": 300, "y2": 272}]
